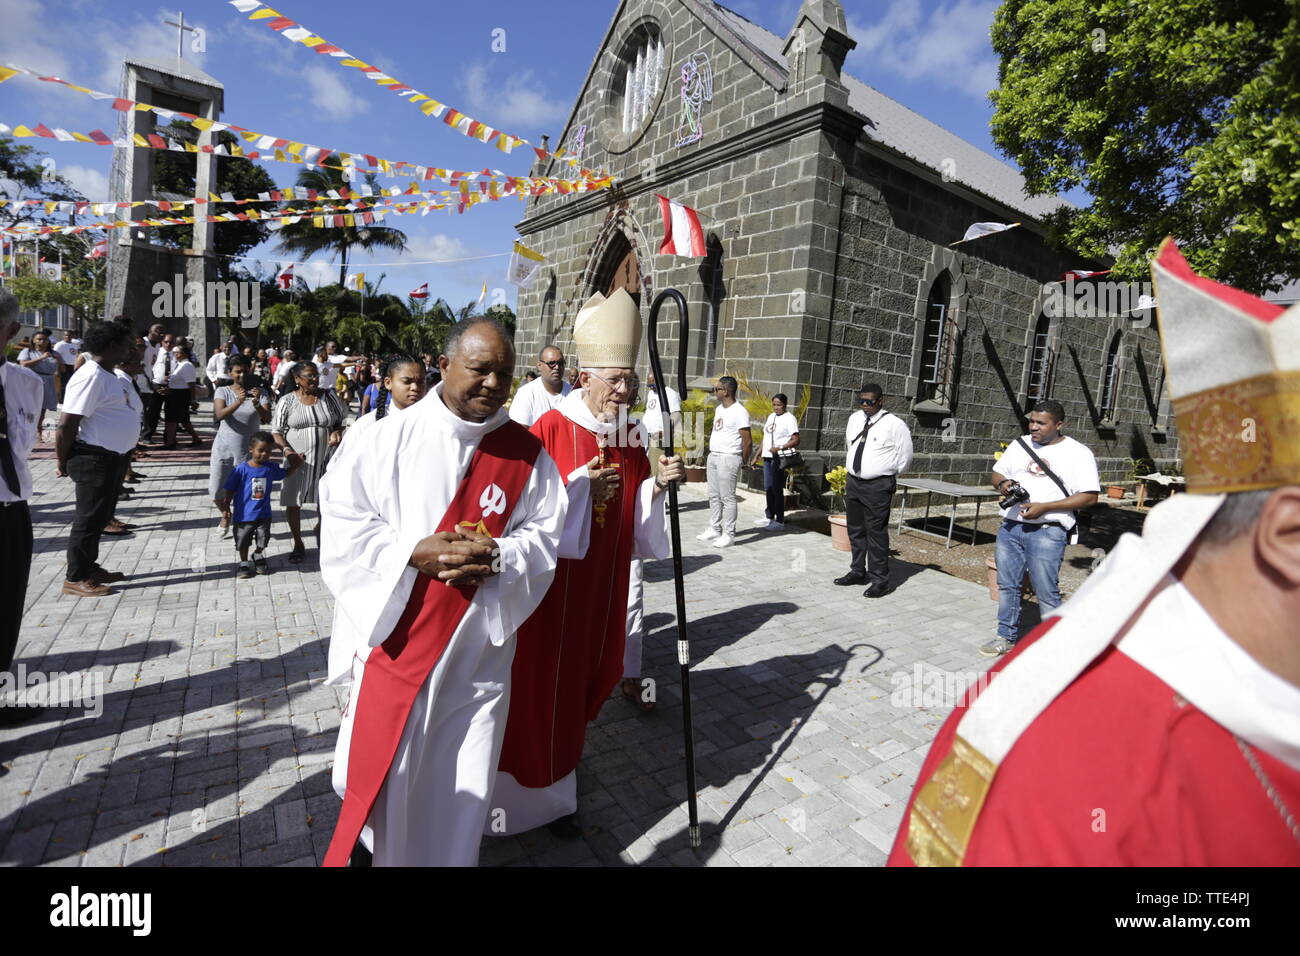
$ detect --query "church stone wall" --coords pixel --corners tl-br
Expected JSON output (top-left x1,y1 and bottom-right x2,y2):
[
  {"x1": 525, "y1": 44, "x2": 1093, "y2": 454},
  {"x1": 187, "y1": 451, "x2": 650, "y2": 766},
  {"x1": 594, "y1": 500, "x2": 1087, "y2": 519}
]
[{"x1": 513, "y1": 0, "x2": 1180, "y2": 489}]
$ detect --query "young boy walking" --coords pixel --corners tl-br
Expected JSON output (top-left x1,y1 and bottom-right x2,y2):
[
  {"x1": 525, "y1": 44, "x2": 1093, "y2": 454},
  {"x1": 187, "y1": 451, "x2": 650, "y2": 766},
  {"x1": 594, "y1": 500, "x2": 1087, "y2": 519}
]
[{"x1": 216, "y1": 431, "x2": 302, "y2": 577}]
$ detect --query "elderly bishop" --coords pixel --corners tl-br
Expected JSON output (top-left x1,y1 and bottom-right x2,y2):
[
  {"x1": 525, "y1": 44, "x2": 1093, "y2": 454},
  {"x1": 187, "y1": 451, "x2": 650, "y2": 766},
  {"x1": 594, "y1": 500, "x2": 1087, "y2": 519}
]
[{"x1": 491, "y1": 288, "x2": 685, "y2": 837}]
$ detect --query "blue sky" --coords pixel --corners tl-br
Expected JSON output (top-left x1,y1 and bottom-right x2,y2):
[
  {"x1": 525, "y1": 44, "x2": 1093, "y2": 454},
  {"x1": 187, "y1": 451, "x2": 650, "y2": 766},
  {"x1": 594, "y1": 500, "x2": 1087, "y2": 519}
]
[{"x1": 1, "y1": 0, "x2": 1023, "y2": 309}]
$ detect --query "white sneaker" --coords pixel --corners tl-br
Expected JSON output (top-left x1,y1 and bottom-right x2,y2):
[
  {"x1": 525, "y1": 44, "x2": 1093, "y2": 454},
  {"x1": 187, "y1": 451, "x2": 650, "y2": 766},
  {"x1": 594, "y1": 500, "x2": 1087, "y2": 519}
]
[
  {"x1": 696, "y1": 528, "x2": 719, "y2": 541},
  {"x1": 712, "y1": 534, "x2": 734, "y2": 548},
  {"x1": 753, "y1": 517, "x2": 772, "y2": 527},
  {"x1": 767, "y1": 521, "x2": 784, "y2": 531}
]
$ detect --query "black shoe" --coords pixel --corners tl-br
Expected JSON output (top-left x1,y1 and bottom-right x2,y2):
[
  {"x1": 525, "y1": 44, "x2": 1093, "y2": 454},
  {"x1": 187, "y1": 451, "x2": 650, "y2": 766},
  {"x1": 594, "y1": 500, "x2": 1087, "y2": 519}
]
[
  {"x1": 546, "y1": 814, "x2": 583, "y2": 840},
  {"x1": 834, "y1": 571, "x2": 867, "y2": 586},
  {"x1": 864, "y1": 582, "x2": 896, "y2": 598}
]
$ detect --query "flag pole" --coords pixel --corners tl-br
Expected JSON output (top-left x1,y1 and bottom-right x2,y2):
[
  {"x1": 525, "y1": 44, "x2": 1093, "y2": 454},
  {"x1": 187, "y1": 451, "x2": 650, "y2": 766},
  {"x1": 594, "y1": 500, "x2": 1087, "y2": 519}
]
[{"x1": 646, "y1": 287, "x2": 701, "y2": 850}]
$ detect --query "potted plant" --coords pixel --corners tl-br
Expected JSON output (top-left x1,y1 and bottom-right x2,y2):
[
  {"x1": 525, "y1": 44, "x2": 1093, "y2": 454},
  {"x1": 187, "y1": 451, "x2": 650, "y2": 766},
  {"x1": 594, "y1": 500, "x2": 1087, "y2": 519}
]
[
  {"x1": 825, "y1": 466, "x2": 850, "y2": 551},
  {"x1": 676, "y1": 388, "x2": 713, "y2": 482}
]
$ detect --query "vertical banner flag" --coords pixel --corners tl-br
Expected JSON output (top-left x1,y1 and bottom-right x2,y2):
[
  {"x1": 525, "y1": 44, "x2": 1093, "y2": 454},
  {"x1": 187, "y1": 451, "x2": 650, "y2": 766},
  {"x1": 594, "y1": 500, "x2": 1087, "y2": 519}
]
[
  {"x1": 345, "y1": 272, "x2": 365, "y2": 292},
  {"x1": 477, "y1": 282, "x2": 487, "y2": 306},
  {"x1": 506, "y1": 240, "x2": 545, "y2": 288},
  {"x1": 951, "y1": 221, "x2": 1020, "y2": 246},
  {"x1": 277, "y1": 262, "x2": 295, "y2": 290},
  {"x1": 1, "y1": 237, "x2": 12, "y2": 276},
  {"x1": 409, "y1": 282, "x2": 429, "y2": 300},
  {"x1": 657, "y1": 194, "x2": 706, "y2": 257},
  {"x1": 38, "y1": 261, "x2": 63, "y2": 281}
]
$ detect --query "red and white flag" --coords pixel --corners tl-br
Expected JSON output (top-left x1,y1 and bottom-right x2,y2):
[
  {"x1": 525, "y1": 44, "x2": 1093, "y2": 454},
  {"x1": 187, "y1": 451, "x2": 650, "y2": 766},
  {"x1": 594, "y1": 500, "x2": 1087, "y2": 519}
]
[
  {"x1": 84, "y1": 239, "x2": 107, "y2": 259},
  {"x1": 409, "y1": 282, "x2": 429, "y2": 300},
  {"x1": 657, "y1": 194, "x2": 707, "y2": 257},
  {"x1": 276, "y1": 262, "x2": 295, "y2": 290},
  {"x1": 1061, "y1": 269, "x2": 1110, "y2": 281}
]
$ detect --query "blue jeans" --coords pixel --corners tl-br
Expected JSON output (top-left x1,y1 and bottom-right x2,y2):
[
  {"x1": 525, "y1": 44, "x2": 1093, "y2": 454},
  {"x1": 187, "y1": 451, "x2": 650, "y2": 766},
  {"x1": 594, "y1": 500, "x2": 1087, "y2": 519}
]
[
  {"x1": 996, "y1": 520, "x2": 1067, "y2": 640},
  {"x1": 763, "y1": 458, "x2": 785, "y2": 522}
]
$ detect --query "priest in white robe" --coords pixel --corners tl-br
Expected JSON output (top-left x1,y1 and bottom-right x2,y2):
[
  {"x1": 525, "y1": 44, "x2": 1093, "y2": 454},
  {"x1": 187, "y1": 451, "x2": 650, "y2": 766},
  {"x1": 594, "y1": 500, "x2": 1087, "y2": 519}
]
[{"x1": 319, "y1": 316, "x2": 566, "y2": 867}]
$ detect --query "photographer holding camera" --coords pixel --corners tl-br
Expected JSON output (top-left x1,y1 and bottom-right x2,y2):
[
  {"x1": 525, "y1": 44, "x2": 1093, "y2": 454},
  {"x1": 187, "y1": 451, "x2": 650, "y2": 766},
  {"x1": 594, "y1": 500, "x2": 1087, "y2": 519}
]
[{"x1": 982, "y1": 399, "x2": 1100, "y2": 658}]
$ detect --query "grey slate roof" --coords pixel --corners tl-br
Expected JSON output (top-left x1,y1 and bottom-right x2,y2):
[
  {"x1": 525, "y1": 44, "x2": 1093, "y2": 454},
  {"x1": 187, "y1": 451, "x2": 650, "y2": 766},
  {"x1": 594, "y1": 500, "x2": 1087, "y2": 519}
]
[{"x1": 710, "y1": 3, "x2": 1067, "y2": 221}]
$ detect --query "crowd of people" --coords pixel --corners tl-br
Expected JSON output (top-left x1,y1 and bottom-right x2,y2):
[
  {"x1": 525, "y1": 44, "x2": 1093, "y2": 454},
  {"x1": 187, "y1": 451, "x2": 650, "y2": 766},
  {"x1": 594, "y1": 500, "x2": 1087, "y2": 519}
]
[{"x1": 2, "y1": 236, "x2": 1297, "y2": 867}]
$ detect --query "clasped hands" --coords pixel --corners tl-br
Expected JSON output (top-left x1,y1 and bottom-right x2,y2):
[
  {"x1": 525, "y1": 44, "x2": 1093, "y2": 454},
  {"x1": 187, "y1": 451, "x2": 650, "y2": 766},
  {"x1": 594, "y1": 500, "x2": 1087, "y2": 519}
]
[{"x1": 409, "y1": 525, "x2": 500, "y2": 588}]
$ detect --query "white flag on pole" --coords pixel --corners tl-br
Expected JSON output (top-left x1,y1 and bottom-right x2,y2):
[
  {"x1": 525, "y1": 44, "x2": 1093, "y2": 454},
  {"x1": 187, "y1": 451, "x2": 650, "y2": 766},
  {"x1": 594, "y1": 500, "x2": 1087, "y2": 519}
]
[{"x1": 345, "y1": 272, "x2": 365, "y2": 291}]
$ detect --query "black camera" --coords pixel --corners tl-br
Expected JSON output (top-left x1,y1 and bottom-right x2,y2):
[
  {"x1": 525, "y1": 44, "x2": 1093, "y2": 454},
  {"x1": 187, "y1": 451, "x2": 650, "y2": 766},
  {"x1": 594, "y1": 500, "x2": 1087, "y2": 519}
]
[
  {"x1": 998, "y1": 480, "x2": 1031, "y2": 510},
  {"x1": 244, "y1": 374, "x2": 267, "y2": 392}
]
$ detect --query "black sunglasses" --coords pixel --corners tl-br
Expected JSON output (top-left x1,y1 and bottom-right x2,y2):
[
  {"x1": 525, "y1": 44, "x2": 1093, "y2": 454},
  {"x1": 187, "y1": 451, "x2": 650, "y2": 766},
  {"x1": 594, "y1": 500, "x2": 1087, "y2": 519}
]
[
  {"x1": 858, "y1": 396, "x2": 880, "y2": 406},
  {"x1": 541, "y1": 359, "x2": 566, "y2": 369}
]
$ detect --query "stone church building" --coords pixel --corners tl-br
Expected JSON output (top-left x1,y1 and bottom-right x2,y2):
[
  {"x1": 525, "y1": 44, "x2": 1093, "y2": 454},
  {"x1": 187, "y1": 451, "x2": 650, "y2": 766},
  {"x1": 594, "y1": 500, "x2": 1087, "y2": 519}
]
[{"x1": 513, "y1": 0, "x2": 1179, "y2": 487}]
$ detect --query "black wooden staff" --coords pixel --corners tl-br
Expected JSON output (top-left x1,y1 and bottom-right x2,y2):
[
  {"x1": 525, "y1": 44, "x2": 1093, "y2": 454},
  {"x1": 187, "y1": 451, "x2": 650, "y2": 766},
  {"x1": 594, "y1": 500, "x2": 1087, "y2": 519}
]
[{"x1": 646, "y1": 288, "x2": 700, "y2": 849}]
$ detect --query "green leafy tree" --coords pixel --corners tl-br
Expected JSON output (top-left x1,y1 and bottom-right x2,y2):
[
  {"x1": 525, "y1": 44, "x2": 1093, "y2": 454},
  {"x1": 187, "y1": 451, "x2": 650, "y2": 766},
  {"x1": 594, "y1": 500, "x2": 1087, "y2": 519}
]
[
  {"x1": 484, "y1": 302, "x2": 517, "y2": 338},
  {"x1": 332, "y1": 313, "x2": 388, "y2": 354},
  {"x1": 273, "y1": 155, "x2": 408, "y2": 287},
  {"x1": 8, "y1": 275, "x2": 104, "y2": 323},
  {"x1": 989, "y1": 0, "x2": 1299, "y2": 290},
  {"x1": 152, "y1": 122, "x2": 277, "y2": 278}
]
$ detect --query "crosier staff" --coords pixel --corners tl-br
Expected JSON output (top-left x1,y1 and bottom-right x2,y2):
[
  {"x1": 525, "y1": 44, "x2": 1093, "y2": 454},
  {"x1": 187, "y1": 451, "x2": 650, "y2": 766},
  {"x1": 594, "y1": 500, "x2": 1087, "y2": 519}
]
[{"x1": 646, "y1": 288, "x2": 700, "y2": 849}]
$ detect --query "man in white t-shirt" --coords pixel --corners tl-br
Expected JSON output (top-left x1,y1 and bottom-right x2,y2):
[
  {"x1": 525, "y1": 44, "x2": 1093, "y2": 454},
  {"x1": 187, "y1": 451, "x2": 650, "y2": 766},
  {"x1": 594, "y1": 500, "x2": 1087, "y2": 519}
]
[
  {"x1": 697, "y1": 376, "x2": 751, "y2": 548},
  {"x1": 272, "y1": 349, "x2": 298, "y2": 394},
  {"x1": 56, "y1": 321, "x2": 141, "y2": 597},
  {"x1": 52, "y1": 329, "x2": 79, "y2": 390},
  {"x1": 508, "y1": 344, "x2": 572, "y2": 426},
  {"x1": 982, "y1": 399, "x2": 1100, "y2": 657}
]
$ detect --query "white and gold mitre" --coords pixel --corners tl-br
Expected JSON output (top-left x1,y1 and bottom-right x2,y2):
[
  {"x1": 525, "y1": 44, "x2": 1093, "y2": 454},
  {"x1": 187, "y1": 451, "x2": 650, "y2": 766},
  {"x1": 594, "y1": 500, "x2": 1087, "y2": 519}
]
[
  {"x1": 573, "y1": 288, "x2": 642, "y2": 369},
  {"x1": 1151, "y1": 238, "x2": 1300, "y2": 493}
]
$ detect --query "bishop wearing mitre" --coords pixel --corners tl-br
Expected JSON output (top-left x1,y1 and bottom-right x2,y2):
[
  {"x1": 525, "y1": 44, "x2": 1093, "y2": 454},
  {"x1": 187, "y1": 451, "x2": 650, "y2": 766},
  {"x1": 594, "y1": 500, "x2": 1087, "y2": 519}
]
[
  {"x1": 890, "y1": 240, "x2": 1300, "y2": 866},
  {"x1": 490, "y1": 288, "x2": 686, "y2": 837},
  {"x1": 318, "y1": 316, "x2": 567, "y2": 866}
]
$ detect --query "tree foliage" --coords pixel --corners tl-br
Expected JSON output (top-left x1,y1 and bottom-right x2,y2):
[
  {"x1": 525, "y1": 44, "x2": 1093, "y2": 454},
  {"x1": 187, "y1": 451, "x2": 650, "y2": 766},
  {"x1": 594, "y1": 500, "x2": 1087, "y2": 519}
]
[
  {"x1": 989, "y1": 0, "x2": 1299, "y2": 291},
  {"x1": 273, "y1": 155, "x2": 408, "y2": 287}
]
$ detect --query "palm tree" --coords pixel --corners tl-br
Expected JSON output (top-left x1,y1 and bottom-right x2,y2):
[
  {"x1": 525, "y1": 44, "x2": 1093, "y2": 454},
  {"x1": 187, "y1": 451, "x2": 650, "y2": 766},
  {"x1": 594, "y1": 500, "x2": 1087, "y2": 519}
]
[
  {"x1": 274, "y1": 156, "x2": 409, "y2": 287},
  {"x1": 333, "y1": 314, "x2": 388, "y2": 354}
]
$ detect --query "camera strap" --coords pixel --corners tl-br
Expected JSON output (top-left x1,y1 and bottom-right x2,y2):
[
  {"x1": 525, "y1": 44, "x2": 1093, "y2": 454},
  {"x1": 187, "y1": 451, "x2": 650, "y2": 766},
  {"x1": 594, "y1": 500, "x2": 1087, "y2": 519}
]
[{"x1": 1014, "y1": 436, "x2": 1084, "y2": 541}]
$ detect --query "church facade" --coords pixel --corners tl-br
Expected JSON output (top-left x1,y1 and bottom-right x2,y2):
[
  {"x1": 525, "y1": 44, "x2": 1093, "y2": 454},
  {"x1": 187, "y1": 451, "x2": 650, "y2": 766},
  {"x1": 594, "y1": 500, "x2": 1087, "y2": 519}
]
[{"x1": 512, "y1": 0, "x2": 1179, "y2": 487}]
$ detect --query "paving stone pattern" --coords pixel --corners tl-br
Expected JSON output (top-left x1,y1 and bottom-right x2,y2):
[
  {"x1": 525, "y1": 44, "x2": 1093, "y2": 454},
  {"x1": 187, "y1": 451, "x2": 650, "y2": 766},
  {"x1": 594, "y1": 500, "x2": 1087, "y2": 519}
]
[{"x1": 3, "y1": 438, "x2": 1003, "y2": 867}]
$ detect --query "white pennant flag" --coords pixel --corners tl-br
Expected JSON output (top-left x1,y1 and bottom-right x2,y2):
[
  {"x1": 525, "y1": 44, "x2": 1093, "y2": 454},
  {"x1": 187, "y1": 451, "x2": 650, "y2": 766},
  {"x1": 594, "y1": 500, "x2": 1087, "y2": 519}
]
[
  {"x1": 506, "y1": 240, "x2": 545, "y2": 288},
  {"x1": 952, "y1": 221, "x2": 1021, "y2": 246}
]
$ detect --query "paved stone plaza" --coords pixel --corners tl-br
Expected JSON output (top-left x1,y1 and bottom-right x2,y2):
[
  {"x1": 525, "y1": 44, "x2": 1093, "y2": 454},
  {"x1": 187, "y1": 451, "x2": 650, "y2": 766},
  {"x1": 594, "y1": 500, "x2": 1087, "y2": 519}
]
[{"x1": 1, "y1": 424, "x2": 1010, "y2": 867}]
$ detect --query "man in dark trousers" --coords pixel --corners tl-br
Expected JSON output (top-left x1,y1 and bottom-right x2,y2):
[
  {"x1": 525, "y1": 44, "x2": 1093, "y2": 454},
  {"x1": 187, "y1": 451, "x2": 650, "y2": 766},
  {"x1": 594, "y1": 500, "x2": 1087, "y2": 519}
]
[
  {"x1": 0, "y1": 289, "x2": 47, "y2": 725},
  {"x1": 56, "y1": 321, "x2": 141, "y2": 598},
  {"x1": 835, "y1": 383, "x2": 914, "y2": 598}
]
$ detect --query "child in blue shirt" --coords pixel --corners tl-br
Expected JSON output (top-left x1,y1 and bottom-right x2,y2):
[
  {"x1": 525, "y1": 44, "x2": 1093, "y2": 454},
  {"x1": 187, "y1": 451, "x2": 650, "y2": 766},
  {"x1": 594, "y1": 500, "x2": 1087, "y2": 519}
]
[{"x1": 215, "y1": 431, "x2": 302, "y2": 577}]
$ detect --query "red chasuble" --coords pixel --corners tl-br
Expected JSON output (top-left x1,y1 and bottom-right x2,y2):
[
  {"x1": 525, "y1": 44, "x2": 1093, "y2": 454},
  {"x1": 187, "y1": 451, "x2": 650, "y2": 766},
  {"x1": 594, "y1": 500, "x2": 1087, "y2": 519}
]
[
  {"x1": 498, "y1": 408, "x2": 652, "y2": 788},
  {"x1": 324, "y1": 422, "x2": 541, "y2": 867},
  {"x1": 889, "y1": 620, "x2": 1300, "y2": 866}
]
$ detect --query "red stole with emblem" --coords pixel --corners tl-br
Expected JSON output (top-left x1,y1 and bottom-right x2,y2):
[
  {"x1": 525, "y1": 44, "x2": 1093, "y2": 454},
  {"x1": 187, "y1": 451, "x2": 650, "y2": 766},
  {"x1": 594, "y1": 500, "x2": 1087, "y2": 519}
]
[{"x1": 324, "y1": 421, "x2": 540, "y2": 867}]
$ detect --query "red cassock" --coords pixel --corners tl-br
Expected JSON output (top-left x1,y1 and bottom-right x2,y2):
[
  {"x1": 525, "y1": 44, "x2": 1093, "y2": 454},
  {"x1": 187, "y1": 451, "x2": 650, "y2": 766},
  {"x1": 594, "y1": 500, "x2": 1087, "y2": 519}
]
[
  {"x1": 497, "y1": 408, "x2": 652, "y2": 788},
  {"x1": 889, "y1": 621, "x2": 1300, "y2": 866}
]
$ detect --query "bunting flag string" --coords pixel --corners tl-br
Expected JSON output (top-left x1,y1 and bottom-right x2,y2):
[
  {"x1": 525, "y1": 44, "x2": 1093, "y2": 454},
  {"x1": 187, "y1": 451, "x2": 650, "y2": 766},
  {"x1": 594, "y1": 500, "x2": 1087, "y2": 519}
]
[
  {"x1": 225, "y1": 1, "x2": 610, "y2": 181},
  {"x1": 0, "y1": 119, "x2": 614, "y2": 201},
  {"x1": 0, "y1": 63, "x2": 611, "y2": 194},
  {"x1": 1, "y1": 184, "x2": 526, "y2": 238},
  {"x1": 0, "y1": 177, "x2": 546, "y2": 218}
]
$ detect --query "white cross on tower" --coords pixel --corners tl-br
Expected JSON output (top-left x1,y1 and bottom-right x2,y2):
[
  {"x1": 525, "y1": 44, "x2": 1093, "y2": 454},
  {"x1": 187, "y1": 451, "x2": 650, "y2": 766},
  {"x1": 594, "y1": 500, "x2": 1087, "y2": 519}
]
[{"x1": 163, "y1": 11, "x2": 199, "y2": 60}]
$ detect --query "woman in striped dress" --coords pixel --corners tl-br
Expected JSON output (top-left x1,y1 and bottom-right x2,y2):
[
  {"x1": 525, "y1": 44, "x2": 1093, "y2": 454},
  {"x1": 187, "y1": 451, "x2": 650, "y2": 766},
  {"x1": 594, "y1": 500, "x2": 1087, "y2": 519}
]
[{"x1": 271, "y1": 361, "x2": 347, "y2": 563}]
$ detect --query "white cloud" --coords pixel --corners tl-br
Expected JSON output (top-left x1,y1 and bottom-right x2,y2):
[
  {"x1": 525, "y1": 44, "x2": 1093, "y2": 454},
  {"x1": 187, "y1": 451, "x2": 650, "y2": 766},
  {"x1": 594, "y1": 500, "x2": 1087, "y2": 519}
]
[
  {"x1": 460, "y1": 62, "x2": 567, "y2": 130},
  {"x1": 60, "y1": 163, "x2": 111, "y2": 201},
  {"x1": 847, "y1": 0, "x2": 1000, "y2": 100},
  {"x1": 401, "y1": 233, "x2": 470, "y2": 264},
  {"x1": 0, "y1": 0, "x2": 72, "y2": 76},
  {"x1": 302, "y1": 65, "x2": 359, "y2": 121}
]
